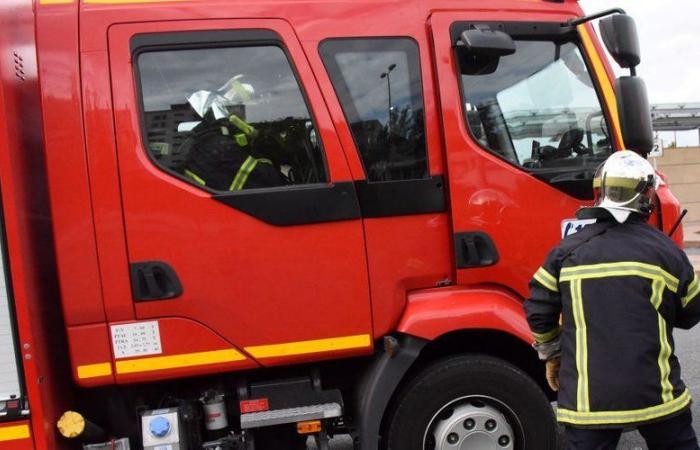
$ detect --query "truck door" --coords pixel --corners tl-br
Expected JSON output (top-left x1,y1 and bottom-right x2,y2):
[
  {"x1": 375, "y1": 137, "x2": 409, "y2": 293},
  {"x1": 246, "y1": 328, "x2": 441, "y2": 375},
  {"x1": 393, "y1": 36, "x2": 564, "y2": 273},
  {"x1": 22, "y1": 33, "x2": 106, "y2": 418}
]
[
  {"x1": 107, "y1": 19, "x2": 373, "y2": 366},
  {"x1": 430, "y1": 12, "x2": 619, "y2": 295}
]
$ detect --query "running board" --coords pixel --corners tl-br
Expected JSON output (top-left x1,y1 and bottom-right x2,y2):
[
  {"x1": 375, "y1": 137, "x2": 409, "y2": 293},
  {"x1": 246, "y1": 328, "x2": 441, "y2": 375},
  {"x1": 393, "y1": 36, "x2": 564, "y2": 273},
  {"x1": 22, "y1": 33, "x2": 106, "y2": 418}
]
[{"x1": 240, "y1": 402, "x2": 342, "y2": 429}]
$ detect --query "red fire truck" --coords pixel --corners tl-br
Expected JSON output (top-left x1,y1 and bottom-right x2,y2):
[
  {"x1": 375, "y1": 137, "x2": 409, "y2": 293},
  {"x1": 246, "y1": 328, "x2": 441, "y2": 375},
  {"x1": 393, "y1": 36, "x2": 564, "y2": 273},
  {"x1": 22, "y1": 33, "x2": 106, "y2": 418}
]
[{"x1": 0, "y1": 0, "x2": 685, "y2": 449}]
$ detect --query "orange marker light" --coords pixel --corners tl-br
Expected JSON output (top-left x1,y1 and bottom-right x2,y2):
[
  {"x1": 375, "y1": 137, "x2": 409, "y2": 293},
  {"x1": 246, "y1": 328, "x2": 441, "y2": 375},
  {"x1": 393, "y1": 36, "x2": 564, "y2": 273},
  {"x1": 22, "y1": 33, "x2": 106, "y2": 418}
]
[{"x1": 297, "y1": 420, "x2": 322, "y2": 434}]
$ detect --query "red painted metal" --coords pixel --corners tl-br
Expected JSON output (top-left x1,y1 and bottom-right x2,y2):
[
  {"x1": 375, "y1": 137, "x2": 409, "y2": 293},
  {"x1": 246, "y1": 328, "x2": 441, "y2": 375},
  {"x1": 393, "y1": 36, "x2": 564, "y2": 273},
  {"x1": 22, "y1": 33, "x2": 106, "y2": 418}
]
[
  {"x1": 0, "y1": 0, "x2": 683, "y2": 448},
  {"x1": 430, "y1": 8, "x2": 601, "y2": 302},
  {"x1": 398, "y1": 286, "x2": 534, "y2": 343}
]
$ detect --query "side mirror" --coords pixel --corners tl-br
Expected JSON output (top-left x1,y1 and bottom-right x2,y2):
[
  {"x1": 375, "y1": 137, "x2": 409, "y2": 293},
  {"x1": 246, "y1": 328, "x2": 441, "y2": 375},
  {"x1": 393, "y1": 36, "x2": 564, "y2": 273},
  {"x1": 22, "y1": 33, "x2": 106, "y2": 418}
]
[
  {"x1": 458, "y1": 26, "x2": 516, "y2": 57},
  {"x1": 599, "y1": 14, "x2": 641, "y2": 69},
  {"x1": 616, "y1": 76, "x2": 654, "y2": 154}
]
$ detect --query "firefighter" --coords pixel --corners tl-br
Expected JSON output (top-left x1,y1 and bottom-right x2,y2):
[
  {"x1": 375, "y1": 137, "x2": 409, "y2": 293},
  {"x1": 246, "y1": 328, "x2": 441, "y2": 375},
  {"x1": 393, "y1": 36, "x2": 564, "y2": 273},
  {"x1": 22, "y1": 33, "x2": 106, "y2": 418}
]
[
  {"x1": 180, "y1": 75, "x2": 287, "y2": 191},
  {"x1": 524, "y1": 150, "x2": 700, "y2": 449}
]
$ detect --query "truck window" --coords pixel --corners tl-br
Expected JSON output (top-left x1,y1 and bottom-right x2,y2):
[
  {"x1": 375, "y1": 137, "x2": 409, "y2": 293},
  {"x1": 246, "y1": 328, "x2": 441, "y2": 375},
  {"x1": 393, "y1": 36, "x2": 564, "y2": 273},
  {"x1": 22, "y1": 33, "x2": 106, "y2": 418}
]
[
  {"x1": 457, "y1": 39, "x2": 613, "y2": 198},
  {"x1": 136, "y1": 44, "x2": 327, "y2": 192},
  {"x1": 320, "y1": 38, "x2": 428, "y2": 181}
]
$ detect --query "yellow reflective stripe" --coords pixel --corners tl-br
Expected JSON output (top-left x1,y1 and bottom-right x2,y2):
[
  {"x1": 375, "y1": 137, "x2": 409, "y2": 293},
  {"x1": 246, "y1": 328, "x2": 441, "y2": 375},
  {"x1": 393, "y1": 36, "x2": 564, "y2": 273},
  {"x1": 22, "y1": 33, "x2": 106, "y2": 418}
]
[
  {"x1": 77, "y1": 362, "x2": 112, "y2": 379},
  {"x1": 561, "y1": 262, "x2": 679, "y2": 293},
  {"x1": 682, "y1": 275, "x2": 700, "y2": 308},
  {"x1": 650, "y1": 279, "x2": 674, "y2": 403},
  {"x1": 229, "y1": 156, "x2": 257, "y2": 191},
  {"x1": 184, "y1": 169, "x2": 206, "y2": 186},
  {"x1": 245, "y1": 334, "x2": 371, "y2": 359},
  {"x1": 571, "y1": 279, "x2": 589, "y2": 412},
  {"x1": 234, "y1": 133, "x2": 248, "y2": 147},
  {"x1": 229, "y1": 114, "x2": 256, "y2": 136},
  {"x1": 532, "y1": 327, "x2": 561, "y2": 344},
  {"x1": 39, "y1": 0, "x2": 73, "y2": 4},
  {"x1": 115, "y1": 349, "x2": 245, "y2": 375},
  {"x1": 558, "y1": 389, "x2": 691, "y2": 426},
  {"x1": 0, "y1": 424, "x2": 30, "y2": 442},
  {"x1": 533, "y1": 267, "x2": 559, "y2": 292},
  {"x1": 578, "y1": 25, "x2": 624, "y2": 150}
]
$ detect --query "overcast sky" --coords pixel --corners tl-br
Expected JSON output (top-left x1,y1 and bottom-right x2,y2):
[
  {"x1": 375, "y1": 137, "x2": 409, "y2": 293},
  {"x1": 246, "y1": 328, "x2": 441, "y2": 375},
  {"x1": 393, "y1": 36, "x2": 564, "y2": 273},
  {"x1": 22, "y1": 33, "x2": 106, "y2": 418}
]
[{"x1": 580, "y1": 0, "x2": 700, "y2": 146}]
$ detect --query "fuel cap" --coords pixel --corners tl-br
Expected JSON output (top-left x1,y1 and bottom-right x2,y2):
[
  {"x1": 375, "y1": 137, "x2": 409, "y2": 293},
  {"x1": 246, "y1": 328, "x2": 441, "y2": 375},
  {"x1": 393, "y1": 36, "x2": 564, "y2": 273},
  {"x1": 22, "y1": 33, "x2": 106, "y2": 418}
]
[{"x1": 149, "y1": 416, "x2": 171, "y2": 438}]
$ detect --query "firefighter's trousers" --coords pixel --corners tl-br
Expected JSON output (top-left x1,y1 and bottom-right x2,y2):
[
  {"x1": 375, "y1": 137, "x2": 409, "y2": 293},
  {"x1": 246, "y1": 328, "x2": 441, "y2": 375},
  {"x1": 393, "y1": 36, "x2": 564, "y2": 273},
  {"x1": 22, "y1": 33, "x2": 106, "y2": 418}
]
[{"x1": 565, "y1": 410, "x2": 699, "y2": 450}]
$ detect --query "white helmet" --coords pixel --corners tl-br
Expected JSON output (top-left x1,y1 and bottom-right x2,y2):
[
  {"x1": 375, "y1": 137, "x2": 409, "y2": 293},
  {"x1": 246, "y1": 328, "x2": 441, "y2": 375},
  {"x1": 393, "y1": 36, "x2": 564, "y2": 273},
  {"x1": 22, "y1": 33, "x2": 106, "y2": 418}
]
[{"x1": 580, "y1": 150, "x2": 658, "y2": 223}]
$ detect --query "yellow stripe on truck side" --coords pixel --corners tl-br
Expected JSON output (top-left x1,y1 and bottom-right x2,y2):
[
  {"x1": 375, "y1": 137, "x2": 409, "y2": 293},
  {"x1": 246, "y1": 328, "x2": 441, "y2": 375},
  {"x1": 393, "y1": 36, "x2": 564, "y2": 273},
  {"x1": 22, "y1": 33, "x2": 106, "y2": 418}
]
[
  {"x1": 115, "y1": 349, "x2": 245, "y2": 375},
  {"x1": 77, "y1": 362, "x2": 113, "y2": 379},
  {"x1": 0, "y1": 424, "x2": 30, "y2": 442},
  {"x1": 578, "y1": 24, "x2": 625, "y2": 149},
  {"x1": 245, "y1": 334, "x2": 372, "y2": 359}
]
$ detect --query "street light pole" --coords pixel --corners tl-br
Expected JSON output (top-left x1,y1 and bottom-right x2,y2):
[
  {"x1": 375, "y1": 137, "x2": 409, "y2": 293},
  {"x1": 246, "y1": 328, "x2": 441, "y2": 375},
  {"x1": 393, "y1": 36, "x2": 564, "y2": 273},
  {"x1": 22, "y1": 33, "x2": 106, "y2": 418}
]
[{"x1": 380, "y1": 63, "x2": 397, "y2": 132}]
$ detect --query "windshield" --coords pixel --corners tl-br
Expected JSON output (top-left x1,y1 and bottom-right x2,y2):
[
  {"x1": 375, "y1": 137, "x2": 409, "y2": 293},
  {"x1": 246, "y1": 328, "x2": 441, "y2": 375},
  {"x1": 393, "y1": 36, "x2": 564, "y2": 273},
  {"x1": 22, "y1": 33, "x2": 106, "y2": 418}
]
[{"x1": 459, "y1": 38, "x2": 613, "y2": 197}]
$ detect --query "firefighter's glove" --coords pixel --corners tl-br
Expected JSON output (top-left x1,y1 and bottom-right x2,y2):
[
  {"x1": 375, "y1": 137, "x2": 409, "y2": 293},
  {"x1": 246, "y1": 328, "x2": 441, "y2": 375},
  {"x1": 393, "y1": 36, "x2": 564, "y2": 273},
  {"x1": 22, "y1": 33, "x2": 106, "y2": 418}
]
[
  {"x1": 546, "y1": 357, "x2": 561, "y2": 392},
  {"x1": 533, "y1": 336, "x2": 561, "y2": 361}
]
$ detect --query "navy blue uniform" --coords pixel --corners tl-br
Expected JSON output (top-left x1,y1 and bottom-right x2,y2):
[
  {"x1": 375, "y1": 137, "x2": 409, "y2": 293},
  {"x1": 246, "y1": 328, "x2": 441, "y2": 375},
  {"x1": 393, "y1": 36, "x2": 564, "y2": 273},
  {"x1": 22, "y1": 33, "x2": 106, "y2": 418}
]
[{"x1": 524, "y1": 215, "x2": 700, "y2": 431}]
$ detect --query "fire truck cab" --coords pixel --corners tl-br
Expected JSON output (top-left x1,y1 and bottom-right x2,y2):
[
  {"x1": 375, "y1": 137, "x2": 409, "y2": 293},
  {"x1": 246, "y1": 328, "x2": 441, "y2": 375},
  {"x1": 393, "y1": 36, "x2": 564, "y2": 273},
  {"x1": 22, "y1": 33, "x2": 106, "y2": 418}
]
[{"x1": 0, "y1": 0, "x2": 683, "y2": 449}]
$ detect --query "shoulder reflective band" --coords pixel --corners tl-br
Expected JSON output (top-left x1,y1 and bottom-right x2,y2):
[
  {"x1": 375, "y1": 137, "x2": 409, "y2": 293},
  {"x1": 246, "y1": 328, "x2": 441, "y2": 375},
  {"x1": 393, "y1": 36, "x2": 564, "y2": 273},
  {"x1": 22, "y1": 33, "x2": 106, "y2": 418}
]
[
  {"x1": 682, "y1": 275, "x2": 700, "y2": 308},
  {"x1": 533, "y1": 267, "x2": 559, "y2": 292},
  {"x1": 229, "y1": 114, "x2": 256, "y2": 137},
  {"x1": 571, "y1": 279, "x2": 589, "y2": 412},
  {"x1": 560, "y1": 262, "x2": 679, "y2": 293},
  {"x1": 532, "y1": 326, "x2": 561, "y2": 344},
  {"x1": 557, "y1": 389, "x2": 691, "y2": 426},
  {"x1": 184, "y1": 169, "x2": 206, "y2": 186}
]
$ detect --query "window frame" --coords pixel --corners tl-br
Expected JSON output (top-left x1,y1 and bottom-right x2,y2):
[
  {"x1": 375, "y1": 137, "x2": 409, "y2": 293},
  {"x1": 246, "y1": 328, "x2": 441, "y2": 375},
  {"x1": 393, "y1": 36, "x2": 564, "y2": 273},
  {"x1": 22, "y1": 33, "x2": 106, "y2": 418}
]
[
  {"x1": 131, "y1": 29, "x2": 330, "y2": 195},
  {"x1": 450, "y1": 21, "x2": 617, "y2": 198},
  {"x1": 318, "y1": 36, "x2": 431, "y2": 183}
]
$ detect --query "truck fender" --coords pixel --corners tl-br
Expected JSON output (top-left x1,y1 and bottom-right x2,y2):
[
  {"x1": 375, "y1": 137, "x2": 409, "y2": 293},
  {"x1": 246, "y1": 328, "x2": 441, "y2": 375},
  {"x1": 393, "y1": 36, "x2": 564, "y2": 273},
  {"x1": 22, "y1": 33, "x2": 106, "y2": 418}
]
[
  {"x1": 397, "y1": 285, "x2": 532, "y2": 343},
  {"x1": 356, "y1": 286, "x2": 533, "y2": 450}
]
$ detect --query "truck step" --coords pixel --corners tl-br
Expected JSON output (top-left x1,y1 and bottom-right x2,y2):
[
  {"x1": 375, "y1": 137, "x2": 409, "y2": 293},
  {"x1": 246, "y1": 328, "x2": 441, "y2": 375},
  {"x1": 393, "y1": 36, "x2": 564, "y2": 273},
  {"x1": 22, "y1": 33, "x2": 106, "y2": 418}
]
[{"x1": 240, "y1": 402, "x2": 342, "y2": 429}]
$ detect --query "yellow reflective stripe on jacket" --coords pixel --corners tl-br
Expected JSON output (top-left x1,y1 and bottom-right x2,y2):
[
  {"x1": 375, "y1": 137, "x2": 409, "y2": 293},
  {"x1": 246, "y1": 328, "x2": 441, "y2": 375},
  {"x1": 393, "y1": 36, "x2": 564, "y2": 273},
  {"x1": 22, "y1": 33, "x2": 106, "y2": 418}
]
[
  {"x1": 532, "y1": 326, "x2": 561, "y2": 344},
  {"x1": 571, "y1": 279, "x2": 589, "y2": 412},
  {"x1": 533, "y1": 267, "x2": 559, "y2": 292},
  {"x1": 557, "y1": 389, "x2": 691, "y2": 426},
  {"x1": 682, "y1": 275, "x2": 700, "y2": 307},
  {"x1": 228, "y1": 157, "x2": 273, "y2": 191},
  {"x1": 184, "y1": 169, "x2": 206, "y2": 186},
  {"x1": 651, "y1": 279, "x2": 674, "y2": 403},
  {"x1": 230, "y1": 156, "x2": 258, "y2": 191},
  {"x1": 560, "y1": 262, "x2": 679, "y2": 293},
  {"x1": 229, "y1": 114, "x2": 256, "y2": 137}
]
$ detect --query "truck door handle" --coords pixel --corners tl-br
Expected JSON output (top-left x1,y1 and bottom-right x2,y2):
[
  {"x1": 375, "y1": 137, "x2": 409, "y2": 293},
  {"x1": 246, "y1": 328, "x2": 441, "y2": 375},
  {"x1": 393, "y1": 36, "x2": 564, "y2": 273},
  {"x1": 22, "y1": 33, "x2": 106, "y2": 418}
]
[
  {"x1": 130, "y1": 261, "x2": 183, "y2": 301},
  {"x1": 454, "y1": 232, "x2": 499, "y2": 269}
]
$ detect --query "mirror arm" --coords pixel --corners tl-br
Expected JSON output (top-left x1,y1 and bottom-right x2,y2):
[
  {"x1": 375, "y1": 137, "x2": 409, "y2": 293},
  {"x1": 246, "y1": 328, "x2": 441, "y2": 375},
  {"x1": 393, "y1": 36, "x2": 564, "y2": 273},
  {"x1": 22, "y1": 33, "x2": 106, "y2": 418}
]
[{"x1": 567, "y1": 8, "x2": 626, "y2": 27}]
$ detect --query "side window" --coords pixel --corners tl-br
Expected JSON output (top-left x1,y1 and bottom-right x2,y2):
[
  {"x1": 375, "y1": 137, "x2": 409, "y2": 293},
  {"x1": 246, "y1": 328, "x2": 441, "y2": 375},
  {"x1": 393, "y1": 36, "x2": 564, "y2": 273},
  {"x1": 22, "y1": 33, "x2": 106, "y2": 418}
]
[
  {"x1": 136, "y1": 44, "x2": 327, "y2": 192},
  {"x1": 320, "y1": 38, "x2": 428, "y2": 182},
  {"x1": 456, "y1": 33, "x2": 613, "y2": 198}
]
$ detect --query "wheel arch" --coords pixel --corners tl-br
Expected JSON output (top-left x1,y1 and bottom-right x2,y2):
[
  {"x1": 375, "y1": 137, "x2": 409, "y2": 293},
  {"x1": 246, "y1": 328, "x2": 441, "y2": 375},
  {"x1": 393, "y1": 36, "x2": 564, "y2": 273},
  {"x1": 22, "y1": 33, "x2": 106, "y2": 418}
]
[{"x1": 355, "y1": 286, "x2": 551, "y2": 450}]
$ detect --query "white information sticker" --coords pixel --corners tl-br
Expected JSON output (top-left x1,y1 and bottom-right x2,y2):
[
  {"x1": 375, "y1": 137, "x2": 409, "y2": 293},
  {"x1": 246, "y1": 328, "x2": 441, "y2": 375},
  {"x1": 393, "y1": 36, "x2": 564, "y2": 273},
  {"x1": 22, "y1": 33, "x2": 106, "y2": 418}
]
[
  {"x1": 111, "y1": 321, "x2": 162, "y2": 359},
  {"x1": 561, "y1": 218, "x2": 597, "y2": 238}
]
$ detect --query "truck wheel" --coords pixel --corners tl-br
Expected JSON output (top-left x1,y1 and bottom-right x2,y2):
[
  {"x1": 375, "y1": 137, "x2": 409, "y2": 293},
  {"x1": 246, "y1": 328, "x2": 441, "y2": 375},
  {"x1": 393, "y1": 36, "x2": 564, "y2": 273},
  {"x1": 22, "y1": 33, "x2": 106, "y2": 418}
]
[{"x1": 383, "y1": 354, "x2": 557, "y2": 450}]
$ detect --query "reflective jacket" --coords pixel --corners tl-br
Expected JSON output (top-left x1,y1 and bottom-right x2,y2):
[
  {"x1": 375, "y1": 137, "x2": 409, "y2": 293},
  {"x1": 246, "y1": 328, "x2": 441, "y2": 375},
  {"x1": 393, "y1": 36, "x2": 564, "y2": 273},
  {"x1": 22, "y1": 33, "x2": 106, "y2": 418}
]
[
  {"x1": 182, "y1": 117, "x2": 286, "y2": 191},
  {"x1": 524, "y1": 215, "x2": 700, "y2": 428}
]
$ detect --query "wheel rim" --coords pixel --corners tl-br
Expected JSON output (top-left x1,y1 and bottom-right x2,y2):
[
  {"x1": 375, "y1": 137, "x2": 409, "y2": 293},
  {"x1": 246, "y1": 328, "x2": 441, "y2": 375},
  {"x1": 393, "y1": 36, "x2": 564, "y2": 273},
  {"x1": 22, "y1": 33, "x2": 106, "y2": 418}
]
[{"x1": 422, "y1": 396, "x2": 524, "y2": 450}]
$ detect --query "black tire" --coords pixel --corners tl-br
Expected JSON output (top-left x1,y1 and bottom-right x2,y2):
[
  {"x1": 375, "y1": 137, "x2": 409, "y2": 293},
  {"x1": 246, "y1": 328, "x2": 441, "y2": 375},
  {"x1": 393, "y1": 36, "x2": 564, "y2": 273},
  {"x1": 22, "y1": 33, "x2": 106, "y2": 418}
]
[{"x1": 383, "y1": 354, "x2": 557, "y2": 450}]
